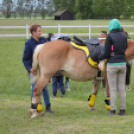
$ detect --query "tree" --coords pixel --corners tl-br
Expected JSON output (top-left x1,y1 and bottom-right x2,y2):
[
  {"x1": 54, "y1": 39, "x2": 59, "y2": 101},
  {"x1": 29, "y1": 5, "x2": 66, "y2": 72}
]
[
  {"x1": 53, "y1": 0, "x2": 76, "y2": 16},
  {"x1": 37, "y1": 0, "x2": 48, "y2": 19},
  {"x1": 25, "y1": 0, "x2": 32, "y2": 19},
  {"x1": 1, "y1": 0, "x2": 13, "y2": 18},
  {"x1": 75, "y1": 0, "x2": 93, "y2": 19},
  {"x1": 46, "y1": 0, "x2": 55, "y2": 16},
  {"x1": 122, "y1": 0, "x2": 134, "y2": 19},
  {"x1": 16, "y1": 0, "x2": 26, "y2": 19}
]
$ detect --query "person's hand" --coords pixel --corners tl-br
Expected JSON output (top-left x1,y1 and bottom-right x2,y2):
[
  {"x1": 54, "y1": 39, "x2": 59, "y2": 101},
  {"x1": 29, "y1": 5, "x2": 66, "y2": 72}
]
[{"x1": 30, "y1": 69, "x2": 37, "y2": 76}]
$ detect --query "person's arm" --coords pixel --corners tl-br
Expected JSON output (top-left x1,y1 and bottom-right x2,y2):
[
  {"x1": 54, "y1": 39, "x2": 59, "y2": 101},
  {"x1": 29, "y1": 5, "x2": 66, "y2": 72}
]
[
  {"x1": 22, "y1": 42, "x2": 32, "y2": 72},
  {"x1": 99, "y1": 35, "x2": 112, "y2": 60},
  {"x1": 41, "y1": 37, "x2": 47, "y2": 43}
]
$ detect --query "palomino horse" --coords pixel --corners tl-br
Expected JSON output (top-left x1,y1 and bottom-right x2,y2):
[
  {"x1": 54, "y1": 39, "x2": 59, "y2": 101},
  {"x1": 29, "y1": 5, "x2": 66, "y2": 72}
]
[{"x1": 29, "y1": 38, "x2": 134, "y2": 118}]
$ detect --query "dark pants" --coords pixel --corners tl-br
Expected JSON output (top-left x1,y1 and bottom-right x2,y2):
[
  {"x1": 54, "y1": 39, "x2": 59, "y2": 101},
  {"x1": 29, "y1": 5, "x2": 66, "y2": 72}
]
[
  {"x1": 126, "y1": 61, "x2": 132, "y2": 85},
  {"x1": 102, "y1": 79, "x2": 105, "y2": 88},
  {"x1": 52, "y1": 76, "x2": 65, "y2": 96}
]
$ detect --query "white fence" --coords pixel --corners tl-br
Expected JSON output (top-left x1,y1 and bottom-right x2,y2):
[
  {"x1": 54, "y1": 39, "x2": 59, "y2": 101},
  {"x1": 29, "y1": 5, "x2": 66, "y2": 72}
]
[{"x1": 0, "y1": 24, "x2": 134, "y2": 39}]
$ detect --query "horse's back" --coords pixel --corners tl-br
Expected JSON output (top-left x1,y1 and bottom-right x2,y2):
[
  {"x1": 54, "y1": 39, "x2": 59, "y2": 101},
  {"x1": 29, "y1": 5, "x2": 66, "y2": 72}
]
[{"x1": 38, "y1": 40, "x2": 71, "y2": 76}]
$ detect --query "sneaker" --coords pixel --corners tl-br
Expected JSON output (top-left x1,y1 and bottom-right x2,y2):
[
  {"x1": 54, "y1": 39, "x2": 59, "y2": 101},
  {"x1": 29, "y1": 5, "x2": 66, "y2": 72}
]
[
  {"x1": 46, "y1": 104, "x2": 54, "y2": 113},
  {"x1": 126, "y1": 87, "x2": 131, "y2": 90},
  {"x1": 108, "y1": 110, "x2": 115, "y2": 115},
  {"x1": 66, "y1": 88, "x2": 70, "y2": 91},
  {"x1": 117, "y1": 109, "x2": 126, "y2": 115},
  {"x1": 62, "y1": 94, "x2": 65, "y2": 97},
  {"x1": 52, "y1": 95, "x2": 56, "y2": 98}
]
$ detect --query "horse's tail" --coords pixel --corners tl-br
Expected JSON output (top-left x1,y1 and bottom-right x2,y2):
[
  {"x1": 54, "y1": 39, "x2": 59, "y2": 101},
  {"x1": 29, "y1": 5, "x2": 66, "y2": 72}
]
[{"x1": 31, "y1": 44, "x2": 44, "y2": 83}]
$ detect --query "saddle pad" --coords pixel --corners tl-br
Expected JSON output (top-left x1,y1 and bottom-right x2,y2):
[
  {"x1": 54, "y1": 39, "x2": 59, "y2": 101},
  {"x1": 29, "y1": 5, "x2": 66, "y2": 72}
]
[{"x1": 70, "y1": 41, "x2": 98, "y2": 68}]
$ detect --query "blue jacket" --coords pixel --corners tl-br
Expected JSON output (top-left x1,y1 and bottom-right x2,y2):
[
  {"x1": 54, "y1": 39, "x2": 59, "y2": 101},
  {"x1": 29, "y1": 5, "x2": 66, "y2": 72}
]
[{"x1": 22, "y1": 36, "x2": 46, "y2": 71}]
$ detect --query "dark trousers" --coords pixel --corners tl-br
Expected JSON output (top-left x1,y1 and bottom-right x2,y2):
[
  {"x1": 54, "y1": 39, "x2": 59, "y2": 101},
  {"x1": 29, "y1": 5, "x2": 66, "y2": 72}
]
[
  {"x1": 102, "y1": 79, "x2": 105, "y2": 88},
  {"x1": 52, "y1": 76, "x2": 65, "y2": 96},
  {"x1": 126, "y1": 61, "x2": 132, "y2": 85}
]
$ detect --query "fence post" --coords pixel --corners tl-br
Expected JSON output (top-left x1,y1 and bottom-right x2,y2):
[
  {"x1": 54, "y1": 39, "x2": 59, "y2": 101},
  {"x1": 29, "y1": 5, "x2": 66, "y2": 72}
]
[
  {"x1": 89, "y1": 24, "x2": 91, "y2": 39},
  {"x1": 58, "y1": 24, "x2": 61, "y2": 34},
  {"x1": 26, "y1": 24, "x2": 29, "y2": 39}
]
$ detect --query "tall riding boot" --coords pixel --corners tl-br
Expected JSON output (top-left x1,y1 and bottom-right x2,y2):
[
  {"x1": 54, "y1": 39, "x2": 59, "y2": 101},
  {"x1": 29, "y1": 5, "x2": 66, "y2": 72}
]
[{"x1": 46, "y1": 104, "x2": 54, "y2": 113}]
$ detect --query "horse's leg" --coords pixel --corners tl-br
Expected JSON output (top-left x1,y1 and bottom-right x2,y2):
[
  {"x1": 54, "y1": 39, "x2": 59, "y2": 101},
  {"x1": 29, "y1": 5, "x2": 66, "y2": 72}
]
[
  {"x1": 30, "y1": 75, "x2": 49, "y2": 119},
  {"x1": 88, "y1": 78, "x2": 101, "y2": 110},
  {"x1": 104, "y1": 74, "x2": 111, "y2": 110}
]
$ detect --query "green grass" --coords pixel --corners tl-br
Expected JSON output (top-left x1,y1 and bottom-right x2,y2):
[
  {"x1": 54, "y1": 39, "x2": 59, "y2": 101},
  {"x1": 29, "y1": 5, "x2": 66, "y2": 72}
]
[{"x1": 1, "y1": 20, "x2": 134, "y2": 134}]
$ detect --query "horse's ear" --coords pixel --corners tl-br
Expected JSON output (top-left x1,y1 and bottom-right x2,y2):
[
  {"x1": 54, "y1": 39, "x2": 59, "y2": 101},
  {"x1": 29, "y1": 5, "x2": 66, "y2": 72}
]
[{"x1": 47, "y1": 33, "x2": 54, "y2": 42}]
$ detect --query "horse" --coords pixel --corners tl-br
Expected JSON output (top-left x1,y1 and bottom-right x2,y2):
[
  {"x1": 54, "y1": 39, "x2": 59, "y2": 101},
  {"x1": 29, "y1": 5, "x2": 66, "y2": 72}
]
[{"x1": 29, "y1": 37, "x2": 134, "y2": 119}]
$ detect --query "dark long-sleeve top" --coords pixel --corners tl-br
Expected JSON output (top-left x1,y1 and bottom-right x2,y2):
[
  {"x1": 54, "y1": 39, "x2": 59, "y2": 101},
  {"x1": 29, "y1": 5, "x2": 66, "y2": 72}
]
[
  {"x1": 99, "y1": 30, "x2": 127, "y2": 64},
  {"x1": 22, "y1": 36, "x2": 46, "y2": 71}
]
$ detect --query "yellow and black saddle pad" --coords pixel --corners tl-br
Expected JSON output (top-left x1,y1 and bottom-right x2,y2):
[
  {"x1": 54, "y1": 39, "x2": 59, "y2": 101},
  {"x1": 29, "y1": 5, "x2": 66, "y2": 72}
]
[{"x1": 70, "y1": 41, "x2": 103, "y2": 69}]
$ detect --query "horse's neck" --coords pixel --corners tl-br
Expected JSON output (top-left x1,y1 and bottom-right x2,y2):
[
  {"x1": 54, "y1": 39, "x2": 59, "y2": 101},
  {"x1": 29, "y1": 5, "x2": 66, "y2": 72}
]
[{"x1": 100, "y1": 38, "x2": 106, "y2": 45}]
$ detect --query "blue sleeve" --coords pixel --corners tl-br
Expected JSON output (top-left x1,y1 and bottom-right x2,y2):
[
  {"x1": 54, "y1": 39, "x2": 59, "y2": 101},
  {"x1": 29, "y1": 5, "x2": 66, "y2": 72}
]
[
  {"x1": 41, "y1": 37, "x2": 47, "y2": 43},
  {"x1": 22, "y1": 42, "x2": 32, "y2": 71}
]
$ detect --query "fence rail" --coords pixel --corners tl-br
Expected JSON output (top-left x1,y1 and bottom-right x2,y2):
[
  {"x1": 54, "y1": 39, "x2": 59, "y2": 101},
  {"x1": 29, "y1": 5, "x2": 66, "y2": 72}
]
[{"x1": 0, "y1": 24, "x2": 134, "y2": 39}]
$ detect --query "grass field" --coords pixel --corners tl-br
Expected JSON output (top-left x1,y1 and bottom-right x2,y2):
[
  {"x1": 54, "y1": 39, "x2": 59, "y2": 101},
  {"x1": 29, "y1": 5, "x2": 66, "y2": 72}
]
[{"x1": 1, "y1": 19, "x2": 134, "y2": 134}]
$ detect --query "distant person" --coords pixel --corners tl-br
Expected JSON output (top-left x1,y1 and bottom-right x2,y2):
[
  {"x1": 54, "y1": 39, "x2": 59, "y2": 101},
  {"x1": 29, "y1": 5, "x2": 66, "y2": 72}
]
[
  {"x1": 100, "y1": 31, "x2": 107, "y2": 89},
  {"x1": 52, "y1": 71, "x2": 65, "y2": 98},
  {"x1": 22, "y1": 24, "x2": 54, "y2": 115},
  {"x1": 126, "y1": 60, "x2": 132, "y2": 90},
  {"x1": 65, "y1": 77, "x2": 70, "y2": 91},
  {"x1": 121, "y1": 28, "x2": 132, "y2": 90},
  {"x1": 101, "y1": 31, "x2": 107, "y2": 38},
  {"x1": 124, "y1": 32, "x2": 132, "y2": 90}
]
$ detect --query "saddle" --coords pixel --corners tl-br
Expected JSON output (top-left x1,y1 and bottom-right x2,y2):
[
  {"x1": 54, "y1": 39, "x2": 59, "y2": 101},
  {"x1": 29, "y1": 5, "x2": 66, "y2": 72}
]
[
  {"x1": 47, "y1": 33, "x2": 71, "y2": 42},
  {"x1": 47, "y1": 33, "x2": 105, "y2": 69},
  {"x1": 73, "y1": 35, "x2": 104, "y2": 62}
]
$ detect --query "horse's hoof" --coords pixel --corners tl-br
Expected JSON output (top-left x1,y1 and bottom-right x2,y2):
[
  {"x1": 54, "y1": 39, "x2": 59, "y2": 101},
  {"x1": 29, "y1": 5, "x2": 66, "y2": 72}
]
[
  {"x1": 106, "y1": 105, "x2": 110, "y2": 110},
  {"x1": 104, "y1": 97, "x2": 110, "y2": 110},
  {"x1": 31, "y1": 114, "x2": 38, "y2": 119},
  {"x1": 29, "y1": 109, "x2": 38, "y2": 119},
  {"x1": 29, "y1": 108, "x2": 32, "y2": 114},
  {"x1": 66, "y1": 88, "x2": 70, "y2": 91},
  {"x1": 88, "y1": 101, "x2": 95, "y2": 107},
  {"x1": 88, "y1": 106, "x2": 95, "y2": 110},
  {"x1": 88, "y1": 94, "x2": 96, "y2": 107}
]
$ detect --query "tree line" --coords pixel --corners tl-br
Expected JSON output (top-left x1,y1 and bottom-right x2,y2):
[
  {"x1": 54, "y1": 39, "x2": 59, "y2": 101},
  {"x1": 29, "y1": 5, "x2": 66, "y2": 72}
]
[
  {"x1": 0, "y1": 0, "x2": 134, "y2": 19},
  {"x1": 0, "y1": 0, "x2": 54, "y2": 19},
  {"x1": 53, "y1": 0, "x2": 134, "y2": 19}
]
